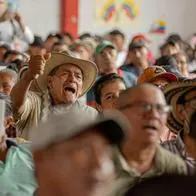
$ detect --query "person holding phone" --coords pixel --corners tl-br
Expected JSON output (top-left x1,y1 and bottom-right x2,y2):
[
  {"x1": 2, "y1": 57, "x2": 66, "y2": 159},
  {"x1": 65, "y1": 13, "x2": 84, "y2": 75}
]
[{"x1": 0, "y1": 0, "x2": 34, "y2": 51}]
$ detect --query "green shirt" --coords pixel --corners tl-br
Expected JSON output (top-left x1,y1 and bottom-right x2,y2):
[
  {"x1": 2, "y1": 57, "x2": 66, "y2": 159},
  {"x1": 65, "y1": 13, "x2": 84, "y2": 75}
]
[
  {"x1": 0, "y1": 143, "x2": 37, "y2": 196},
  {"x1": 107, "y1": 145, "x2": 187, "y2": 196}
]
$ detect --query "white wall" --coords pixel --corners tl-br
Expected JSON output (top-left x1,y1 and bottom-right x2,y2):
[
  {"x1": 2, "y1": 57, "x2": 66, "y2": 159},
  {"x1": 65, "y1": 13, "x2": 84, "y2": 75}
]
[
  {"x1": 79, "y1": 0, "x2": 196, "y2": 55},
  {"x1": 16, "y1": 0, "x2": 196, "y2": 54},
  {"x1": 18, "y1": 0, "x2": 60, "y2": 39}
]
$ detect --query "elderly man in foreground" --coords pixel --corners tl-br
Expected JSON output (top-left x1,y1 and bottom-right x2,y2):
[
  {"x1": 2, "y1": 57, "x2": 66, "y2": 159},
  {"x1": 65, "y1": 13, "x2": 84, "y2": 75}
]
[
  {"x1": 11, "y1": 52, "x2": 98, "y2": 139},
  {"x1": 107, "y1": 84, "x2": 187, "y2": 196},
  {"x1": 32, "y1": 111, "x2": 128, "y2": 196}
]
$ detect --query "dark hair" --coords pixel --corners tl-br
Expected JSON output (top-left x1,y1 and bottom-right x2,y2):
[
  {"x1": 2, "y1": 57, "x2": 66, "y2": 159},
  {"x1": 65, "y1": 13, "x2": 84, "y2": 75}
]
[
  {"x1": 0, "y1": 44, "x2": 11, "y2": 51},
  {"x1": 0, "y1": 93, "x2": 13, "y2": 117},
  {"x1": 93, "y1": 73, "x2": 126, "y2": 104},
  {"x1": 125, "y1": 174, "x2": 196, "y2": 196},
  {"x1": 109, "y1": 29, "x2": 125, "y2": 40},
  {"x1": 189, "y1": 111, "x2": 196, "y2": 139},
  {"x1": 166, "y1": 33, "x2": 182, "y2": 42},
  {"x1": 62, "y1": 32, "x2": 74, "y2": 41},
  {"x1": 46, "y1": 33, "x2": 63, "y2": 40},
  {"x1": 3, "y1": 50, "x2": 21, "y2": 61},
  {"x1": 79, "y1": 33, "x2": 92, "y2": 40}
]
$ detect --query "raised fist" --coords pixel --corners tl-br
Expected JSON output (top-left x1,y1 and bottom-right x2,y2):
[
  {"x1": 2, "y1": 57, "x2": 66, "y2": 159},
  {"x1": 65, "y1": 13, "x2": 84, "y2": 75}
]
[{"x1": 28, "y1": 53, "x2": 51, "y2": 79}]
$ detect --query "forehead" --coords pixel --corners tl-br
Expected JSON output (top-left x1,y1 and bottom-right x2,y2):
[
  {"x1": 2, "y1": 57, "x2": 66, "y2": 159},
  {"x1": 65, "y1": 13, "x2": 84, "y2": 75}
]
[
  {"x1": 101, "y1": 79, "x2": 126, "y2": 91},
  {"x1": 118, "y1": 86, "x2": 166, "y2": 107},
  {"x1": 53, "y1": 63, "x2": 82, "y2": 74}
]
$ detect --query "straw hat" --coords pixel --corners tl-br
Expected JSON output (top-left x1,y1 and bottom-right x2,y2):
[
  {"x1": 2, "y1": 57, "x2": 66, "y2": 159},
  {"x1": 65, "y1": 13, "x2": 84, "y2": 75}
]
[
  {"x1": 163, "y1": 79, "x2": 196, "y2": 133},
  {"x1": 35, "y1": 52, "x2": 98, "y2": 96}
]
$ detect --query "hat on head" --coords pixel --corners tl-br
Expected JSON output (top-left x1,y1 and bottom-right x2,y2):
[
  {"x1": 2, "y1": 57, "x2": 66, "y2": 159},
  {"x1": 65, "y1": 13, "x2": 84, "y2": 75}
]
[
  {"x1": 95, "y1": 40, "x2": 116, "y2": 55},
  {"x1": 31, "y1": 110, "x2": 128, "y2": 151},
  {"x1": 35, "y1": 52, "x2": 98, "y2": 96},
  {"x1": 131, "y1": 33, "x2": 151, "y2": 43},
  {"x1": 128, "y1": 40, "x2": 146, "y2": 51},
  {"x1": 30, "y1": 36, "x2": 45, "y2": 48},
  {"x1": 163, "y1": 79, "x2": 196, "y2": 133},
  {"x1": 138, "y1": 66, "x2": 178, "y2": 84}
]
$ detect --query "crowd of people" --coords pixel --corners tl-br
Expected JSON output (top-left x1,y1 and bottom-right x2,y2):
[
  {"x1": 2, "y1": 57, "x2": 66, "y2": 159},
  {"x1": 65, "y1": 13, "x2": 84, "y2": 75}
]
[{"x1": 0, "y1": 0, "x2": 196, "y2": 195}]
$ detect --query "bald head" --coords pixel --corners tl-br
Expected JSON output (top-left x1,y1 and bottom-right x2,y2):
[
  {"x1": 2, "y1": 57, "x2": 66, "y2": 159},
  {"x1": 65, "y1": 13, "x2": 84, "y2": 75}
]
[{"x1": 116, "y1": 84, "x2": 166, "y2": 110}]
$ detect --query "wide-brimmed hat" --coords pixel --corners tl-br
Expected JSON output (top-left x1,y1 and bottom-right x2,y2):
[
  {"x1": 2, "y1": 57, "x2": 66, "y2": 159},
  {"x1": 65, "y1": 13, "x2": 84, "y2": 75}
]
[
  {"x1": 35, "y1": 52, "x2": 98, "y2": 96},
  {"x1": 31, "y1": 110, "x2": 128, "y2": 151},
  {"x1": 138, "y1": 66, "x2": 177, "y2": 84},
  {"x1": 163, "y1": 79, "x2": 196, "y2": 133}
]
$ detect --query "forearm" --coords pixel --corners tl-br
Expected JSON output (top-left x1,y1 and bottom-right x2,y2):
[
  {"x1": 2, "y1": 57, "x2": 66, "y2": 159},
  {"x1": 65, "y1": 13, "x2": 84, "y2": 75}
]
[{"x1": 10, "y1": 71, "x2": 34, "y2": 112}]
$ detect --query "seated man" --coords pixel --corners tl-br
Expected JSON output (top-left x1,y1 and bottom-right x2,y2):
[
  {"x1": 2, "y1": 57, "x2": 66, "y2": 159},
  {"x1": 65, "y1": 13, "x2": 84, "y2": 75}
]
[
  {"x1": 0, "y1": 93, "x2": 36, "y2": 195},
  {"x1": 31, "y1": 111, "x2": 128, "y2": 196},
  {"x1": 0, "y1": 68, "x2": 18, "y2": 96},
  {"x1": 87, "y1": 41, "x2": 136, "y2": 107},
  {"x1": 11, "y1": 52, "x2": 98, "y2": 139},
  {"x1": 107, "y1": 84, "x2": 187, "y2": 196},
  {"x1": 93, "y1": 73, "x2": 126, "y2": 111},
  {"x1": 162, "y1": 79, "x2": 196, "y2": 174}
]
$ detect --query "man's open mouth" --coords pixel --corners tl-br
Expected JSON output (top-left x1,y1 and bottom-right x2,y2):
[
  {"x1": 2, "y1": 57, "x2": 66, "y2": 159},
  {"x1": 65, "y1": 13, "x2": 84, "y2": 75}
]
[
  {"x1": 64, "y1": 86, "x2": 76, "y2": 94},
  {"x1": 143, "y1": 125, "x2": 158, "y2": 131}
]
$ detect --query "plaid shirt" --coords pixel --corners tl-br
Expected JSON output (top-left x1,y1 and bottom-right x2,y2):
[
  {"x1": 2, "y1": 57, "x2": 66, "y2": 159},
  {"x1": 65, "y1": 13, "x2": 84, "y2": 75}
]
[{"x1": 162, "y1": 137, "x2": 196, "y2": 174}]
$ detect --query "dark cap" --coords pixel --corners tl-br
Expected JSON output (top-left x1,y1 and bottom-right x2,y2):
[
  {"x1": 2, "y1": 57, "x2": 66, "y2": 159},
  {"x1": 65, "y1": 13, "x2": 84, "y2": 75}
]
[
  {"x1": 129, "y1": 40, "x2": 146, "y2": 51},
  {"x1": 30, "y1": 36, "x2": 44, "y2": 48}
]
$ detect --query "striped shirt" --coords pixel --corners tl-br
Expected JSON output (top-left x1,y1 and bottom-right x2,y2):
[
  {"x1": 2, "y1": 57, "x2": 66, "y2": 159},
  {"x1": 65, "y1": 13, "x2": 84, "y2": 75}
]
[{"x1": 162, "y1": 137, "x2": 196, "y2": 174}]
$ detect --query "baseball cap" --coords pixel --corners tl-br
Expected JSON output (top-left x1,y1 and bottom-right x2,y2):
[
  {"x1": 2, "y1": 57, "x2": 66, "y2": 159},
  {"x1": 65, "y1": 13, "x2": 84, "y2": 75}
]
[
  {"x1": 138, "y1": 66, "x2": 178, "y2": 84},
  {"x1": 128, "y1": 40, "x2": 147, "y2": 51},
  {"x1": 95, "y1": 40, "x2": 116, "y2": 55},
  {"x1": 31, "y1": 110, "x2": 128, "y2": 151}
]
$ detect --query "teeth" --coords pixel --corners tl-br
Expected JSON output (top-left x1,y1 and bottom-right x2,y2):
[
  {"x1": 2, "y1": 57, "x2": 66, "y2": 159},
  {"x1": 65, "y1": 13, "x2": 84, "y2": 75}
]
[{"x1": 64, "y1": 87, "x2": 75, "y2": 93}]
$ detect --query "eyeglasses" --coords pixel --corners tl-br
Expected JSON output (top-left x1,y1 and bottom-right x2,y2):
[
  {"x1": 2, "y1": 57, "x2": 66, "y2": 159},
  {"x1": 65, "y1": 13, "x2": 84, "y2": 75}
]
[{"x1": 120, "y1": 101, "x2": 171, "y2": 115}]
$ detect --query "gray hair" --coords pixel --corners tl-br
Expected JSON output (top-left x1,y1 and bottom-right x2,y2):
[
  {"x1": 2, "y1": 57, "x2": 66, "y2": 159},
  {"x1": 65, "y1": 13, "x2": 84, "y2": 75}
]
[
  {"x1": 0, "y1": 93, "x2": 13, "y2": 117},
  {"x1": 0, "y1": 68, "x2": 18, "y2": 83}
]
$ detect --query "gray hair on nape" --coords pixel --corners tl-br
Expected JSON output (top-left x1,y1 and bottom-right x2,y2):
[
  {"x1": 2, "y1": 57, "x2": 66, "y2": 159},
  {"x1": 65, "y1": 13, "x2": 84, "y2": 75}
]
[{"x1": 0, "y1": 68, "x2": 18, "y2": 83}]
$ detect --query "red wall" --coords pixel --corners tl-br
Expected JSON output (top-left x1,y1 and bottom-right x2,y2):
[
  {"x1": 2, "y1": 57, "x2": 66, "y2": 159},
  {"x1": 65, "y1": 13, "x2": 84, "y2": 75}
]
[{"x1": 60, "y1": 0, "x2": 78, "y2": 38}]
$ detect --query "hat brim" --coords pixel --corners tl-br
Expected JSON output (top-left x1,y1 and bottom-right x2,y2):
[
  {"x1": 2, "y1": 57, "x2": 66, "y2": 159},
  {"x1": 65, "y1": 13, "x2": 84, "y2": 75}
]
[
  {"x1": 152, "y1": 72, "x2": 178, "y2": 82},
  {"x1": 163, "y1": 80, "x2": 196, "y2": 133},
  {"x1": 35, "y1": 52, "x2": 98, "y2": 96}
]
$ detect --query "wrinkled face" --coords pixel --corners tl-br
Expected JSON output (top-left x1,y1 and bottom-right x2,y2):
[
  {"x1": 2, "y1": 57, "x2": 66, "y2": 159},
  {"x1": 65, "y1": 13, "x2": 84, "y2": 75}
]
[
  {"x1": 118, "y1": 86, "x2": 168, "y2": 144},
  {"x1": 129, "y1": 47, "x2": 148, "y2": 66},
  {"x1": 74, "y1": 45, "x2": 91, "y2": 61},
  {"x1": 47, "y1": 64, "x2": 83, "y2": 105},
  {"x1": 109, "y1": 35, "x2": 124, "y2": 51},
  {"x1": 0, "y1": 72, "x2": 15, "y2": 95},
  {"x1": 98, "y1": 79, "x2": 126, "y2": 111},
  {"x1": 176, "y1": 55, "x2": 188, "y2": 76},
  {"x1": 34, "y1": 130, "x2": 114, "y2": 196},
  {"x1": 95, "y1": 47, "x2": 117, "y2": 74}
]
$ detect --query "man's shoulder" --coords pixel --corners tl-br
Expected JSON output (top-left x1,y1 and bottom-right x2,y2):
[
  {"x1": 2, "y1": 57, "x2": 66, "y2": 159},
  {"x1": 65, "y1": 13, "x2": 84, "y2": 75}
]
[
  {"x1": 73, "y1": 101, "x2": 99, "y2": 117},
  {"x1": 156, "y1": 145, "x2": 187, "y2": 174}
]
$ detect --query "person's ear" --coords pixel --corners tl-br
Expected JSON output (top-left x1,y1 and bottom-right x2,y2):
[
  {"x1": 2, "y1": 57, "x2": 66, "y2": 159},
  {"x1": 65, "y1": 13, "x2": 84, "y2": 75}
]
[
  {"x1": 176, "y1": 104, "x2": 185, "y2": 121},
  {"x1": 4, "y1": 116, "x2": 13, "y2": 129},
  {"x1": 96, "y1": 103, "x2": 103, "y2": 112},
  {"x1": 47, "y1": 76, "x2": 53, "y2": 89}
]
